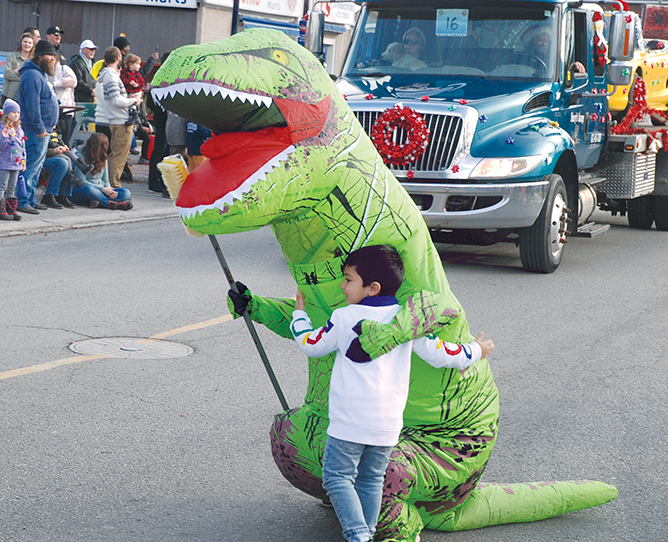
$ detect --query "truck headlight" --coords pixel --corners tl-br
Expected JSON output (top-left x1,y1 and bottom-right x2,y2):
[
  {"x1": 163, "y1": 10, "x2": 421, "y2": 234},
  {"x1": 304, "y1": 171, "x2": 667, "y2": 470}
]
[{"x1": 471, "y1": 155, "x2": 543, "y2": 178}]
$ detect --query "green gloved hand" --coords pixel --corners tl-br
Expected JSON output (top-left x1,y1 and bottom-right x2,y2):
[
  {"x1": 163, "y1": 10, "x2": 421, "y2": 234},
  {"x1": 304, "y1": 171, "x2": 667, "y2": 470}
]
[
  {"x1": 227, "y1": 281, "x2": 257, "y2": 318},
  {"x1": 346, "y1": 291, "x2": 460, "y2": 362}
]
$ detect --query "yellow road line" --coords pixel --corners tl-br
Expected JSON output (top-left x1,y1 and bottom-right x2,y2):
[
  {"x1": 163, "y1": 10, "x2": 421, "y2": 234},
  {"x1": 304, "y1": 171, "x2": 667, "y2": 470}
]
[
  {"x1": 142, "y1": 314, "x2": 234, "y2": 342},
  {"x1": 0, "y1": 355, "x2": 111, "y2": 381},
  {"x1": 0, "y1": 314, "x2": 234, "y2": 381}
]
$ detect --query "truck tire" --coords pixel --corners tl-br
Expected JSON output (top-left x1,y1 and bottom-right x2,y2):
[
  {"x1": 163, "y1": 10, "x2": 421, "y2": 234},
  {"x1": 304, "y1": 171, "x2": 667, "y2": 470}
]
[
  {"x1": 627, "y1": 195, "x2": 654, "y2": 229},
  {"x1": 653, "y1": 196, "x2": 668, "y2": 231},
  {"x1": 519, "y1": 174, "x2": 568, "y2": 273}
]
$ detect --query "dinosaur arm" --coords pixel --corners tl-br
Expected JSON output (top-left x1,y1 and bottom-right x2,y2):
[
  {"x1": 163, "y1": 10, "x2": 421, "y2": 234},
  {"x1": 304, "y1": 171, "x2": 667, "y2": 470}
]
[
  {"x1": 351, "y1": 290, "x2": 463, "y2": 362},
  {"x1": 226, "y1": 282, "x2": 297, "y2": 339},
  {"x1": 243, "y1": 295, "x2": 297, "y2": 340}
]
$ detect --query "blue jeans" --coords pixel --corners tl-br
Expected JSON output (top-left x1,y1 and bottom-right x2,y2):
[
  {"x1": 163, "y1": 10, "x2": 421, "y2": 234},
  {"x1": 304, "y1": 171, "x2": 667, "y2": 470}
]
[
  {"x1": 42, "y1": 155, "x2": 72, "y2": 197},
  {"x1": 322, "y1": 436, "x2": 393, "y2": 542},
  {"x1": 70, "y1": 185, "x2": 131, "y2": 208},
  {"x1": 20, "y1": 132, "x2": 50, "y2": 208}
]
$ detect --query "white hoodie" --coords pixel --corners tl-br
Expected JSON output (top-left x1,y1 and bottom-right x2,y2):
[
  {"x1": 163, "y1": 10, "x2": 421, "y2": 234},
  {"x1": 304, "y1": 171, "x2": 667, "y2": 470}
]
[{"x1": 291, "y1": 296, "x2": 482, "y2": 447}]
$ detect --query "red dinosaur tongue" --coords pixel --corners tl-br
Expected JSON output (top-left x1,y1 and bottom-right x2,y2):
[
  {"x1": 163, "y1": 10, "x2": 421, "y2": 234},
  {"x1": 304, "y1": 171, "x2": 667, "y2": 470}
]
[
  {"x1": 175, "y1": 96, "x2": 331, "y2": 209},
  {"x1": 175, "y1": 127, "x2": 293, "y2": 208}
]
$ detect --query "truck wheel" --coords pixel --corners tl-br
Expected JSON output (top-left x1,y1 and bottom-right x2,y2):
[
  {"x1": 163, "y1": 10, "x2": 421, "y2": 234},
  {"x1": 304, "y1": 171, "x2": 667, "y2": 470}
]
[
  {"x1": 654, "y1": 196, "x2": 668, "y2": 231},
  {"x1": 519, "y1": 174, "x2": 568, "y2": 273},
  {"x1": 627, "y1": 195, "x2": 655, "y2": 229}
]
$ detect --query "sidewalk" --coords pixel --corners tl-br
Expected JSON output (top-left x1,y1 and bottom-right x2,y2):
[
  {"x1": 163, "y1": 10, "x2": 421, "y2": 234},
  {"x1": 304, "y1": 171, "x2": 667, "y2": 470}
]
[{"x1": 0, "y1": 154, "x2": 179, "y2": 238}]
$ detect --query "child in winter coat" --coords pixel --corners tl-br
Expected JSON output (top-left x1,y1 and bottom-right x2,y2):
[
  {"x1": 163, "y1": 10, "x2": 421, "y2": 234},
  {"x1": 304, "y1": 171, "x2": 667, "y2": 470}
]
[{"x1": 0, "y1": 99, "x2": 26, "y2": 221}]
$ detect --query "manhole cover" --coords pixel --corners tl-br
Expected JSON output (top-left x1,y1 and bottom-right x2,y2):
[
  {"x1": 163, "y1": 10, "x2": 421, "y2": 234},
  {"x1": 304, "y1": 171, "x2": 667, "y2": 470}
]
[{"x1": 69, "y1": 337, "x2": 193, "y2": 359}]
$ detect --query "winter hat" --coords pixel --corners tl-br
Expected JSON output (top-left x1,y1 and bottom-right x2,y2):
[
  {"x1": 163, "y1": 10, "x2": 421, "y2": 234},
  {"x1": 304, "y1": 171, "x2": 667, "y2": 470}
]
[
  {"x1": 113, "y1": 36, "x2": 130, "y2": 50},
  {"x1": 33, "y1": 39, "x2": 57, "y2": 57},
  {"x1": 1, "y1": 99, "x2": 20, "y2": 115}
]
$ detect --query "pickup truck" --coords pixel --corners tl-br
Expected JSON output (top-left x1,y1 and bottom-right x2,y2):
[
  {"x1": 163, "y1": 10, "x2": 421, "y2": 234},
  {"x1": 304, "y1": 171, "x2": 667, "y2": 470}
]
[{"x1": 308, "y1": 0, "x2": 668, "y2": 272}]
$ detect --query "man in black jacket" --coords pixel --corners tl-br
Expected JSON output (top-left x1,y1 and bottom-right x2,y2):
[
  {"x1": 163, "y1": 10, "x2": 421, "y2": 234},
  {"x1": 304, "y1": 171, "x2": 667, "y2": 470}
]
[{"x1": 69, "y1": 39, "x2": 97, "y2": 103}]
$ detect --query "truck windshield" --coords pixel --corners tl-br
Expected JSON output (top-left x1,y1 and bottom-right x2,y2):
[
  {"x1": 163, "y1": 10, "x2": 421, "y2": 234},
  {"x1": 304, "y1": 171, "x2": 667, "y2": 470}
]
[{"x1": 344, "y1": 3, "x2": 560, "y2": 82}]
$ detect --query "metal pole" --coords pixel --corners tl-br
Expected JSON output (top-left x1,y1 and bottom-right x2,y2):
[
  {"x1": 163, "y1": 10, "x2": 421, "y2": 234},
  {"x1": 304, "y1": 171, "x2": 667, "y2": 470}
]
[
  {"x1": 231, "y1": 0, "x2": 240, "y2": 35},
  {"x1": 208, "y1": 235, "x2": 290, "y2": 412}
]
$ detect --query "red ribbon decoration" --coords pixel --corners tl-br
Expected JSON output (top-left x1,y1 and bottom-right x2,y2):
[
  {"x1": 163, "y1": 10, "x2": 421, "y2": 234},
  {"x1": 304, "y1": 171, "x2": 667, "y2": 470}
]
[{"x1": 370, "y1": 105, "x2": 430, "y2": 166}]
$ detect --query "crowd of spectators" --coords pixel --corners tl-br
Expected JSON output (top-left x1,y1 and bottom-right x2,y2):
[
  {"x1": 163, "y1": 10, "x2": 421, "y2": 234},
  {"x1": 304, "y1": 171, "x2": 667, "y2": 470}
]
[{"x1": 0, "y1": 24, "x2": 185, "y2": 219}]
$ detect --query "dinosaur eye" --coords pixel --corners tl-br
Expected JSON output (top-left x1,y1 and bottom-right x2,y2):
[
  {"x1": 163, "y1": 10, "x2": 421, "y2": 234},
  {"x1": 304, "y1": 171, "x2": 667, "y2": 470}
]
[{"x1": 272, "y1": 50, "x2": 289, "y2": 66}]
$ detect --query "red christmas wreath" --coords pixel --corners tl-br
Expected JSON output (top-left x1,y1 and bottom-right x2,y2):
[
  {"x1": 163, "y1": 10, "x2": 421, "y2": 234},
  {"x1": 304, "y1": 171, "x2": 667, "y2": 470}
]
[{"x1": 370, "y1": 105, "x2": 430, "y2": 166}]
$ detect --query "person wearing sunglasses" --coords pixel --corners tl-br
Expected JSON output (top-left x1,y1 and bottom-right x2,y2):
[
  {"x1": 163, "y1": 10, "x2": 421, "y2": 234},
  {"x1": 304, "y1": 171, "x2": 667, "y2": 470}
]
[{"x1": 394, "y1": 27, "x2": 428, "y2": 70}]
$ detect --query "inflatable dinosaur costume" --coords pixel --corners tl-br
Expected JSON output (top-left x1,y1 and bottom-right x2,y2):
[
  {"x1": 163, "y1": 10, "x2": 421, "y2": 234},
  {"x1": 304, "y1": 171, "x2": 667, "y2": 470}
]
[{"x1": 151, "y1": 30, "x2": 617, "y2": 540}]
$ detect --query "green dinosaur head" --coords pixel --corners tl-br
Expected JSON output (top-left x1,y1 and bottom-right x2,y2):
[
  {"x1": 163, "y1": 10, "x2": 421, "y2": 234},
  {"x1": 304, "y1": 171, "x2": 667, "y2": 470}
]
[{"x1": 151, "y1": 29, "x2": 350, "y2": 235}]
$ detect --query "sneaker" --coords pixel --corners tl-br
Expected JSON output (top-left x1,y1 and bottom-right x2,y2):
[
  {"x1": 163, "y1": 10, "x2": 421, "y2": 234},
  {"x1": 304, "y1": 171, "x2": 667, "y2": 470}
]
[
  {"x1": 41, "y1": 194, "x2": 64, "y2": 209},
  {"x1": 130, "y1": 148, "x2": 140, "y2": 155},
  {"x1": 17, "y1": 205, "x2": 40, "y2": 214},
  {"x1": 56, "y1": 196, "x2": 76, "y2": 209},
  {"x1": 108, "y1": 200, "x2": 133, "y2": 211},
  {"x1": 138, "y1": 157, "x2": 149, "y2": 164},
  {"x1": 34, "y1": 203, "x2": 48, "y2": 210},
  {"x1": 88, "y1": 199, "x2": 100, "y2": 208}
]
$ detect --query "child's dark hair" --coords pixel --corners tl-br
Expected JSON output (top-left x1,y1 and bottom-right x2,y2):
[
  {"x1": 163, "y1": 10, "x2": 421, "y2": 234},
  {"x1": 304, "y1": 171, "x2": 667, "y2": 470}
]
[{"x1": 343, "y1": 245, "x2": 404, "y2": 296}]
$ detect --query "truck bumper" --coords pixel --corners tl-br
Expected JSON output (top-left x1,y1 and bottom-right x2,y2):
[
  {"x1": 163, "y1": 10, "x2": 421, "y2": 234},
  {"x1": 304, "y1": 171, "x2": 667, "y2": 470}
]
[{"x1": 403, "y1": 179, "x2": 550, "y2": 230}]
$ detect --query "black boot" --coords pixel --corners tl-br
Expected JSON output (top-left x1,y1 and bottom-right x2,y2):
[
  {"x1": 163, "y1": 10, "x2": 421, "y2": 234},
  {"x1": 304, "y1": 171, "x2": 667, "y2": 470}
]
[
  {"x1": 56, "y1": 195, "x2": 76, "y2": 209},
  {"x1": 41, "y1": 194, "x2": 64, "y2": 209},
  {"x1": 5, "y1": 197, "x2": 22, "y2": 221},
  {"x1": 0, "y1": 198, "x2": 13, "y2": 221},
  {"x1": 74, "y1": 157, "x2": 94, "y2": 176}
]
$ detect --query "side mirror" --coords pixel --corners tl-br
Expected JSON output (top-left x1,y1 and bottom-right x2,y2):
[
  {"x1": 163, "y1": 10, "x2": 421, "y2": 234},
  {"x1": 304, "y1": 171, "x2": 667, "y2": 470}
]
[
  {"x1": 608, "y1": 11, "x2": 635, "y2": 61},
  {"x1": 306, "y1": 10, "x2": 325, "y2": 57}
]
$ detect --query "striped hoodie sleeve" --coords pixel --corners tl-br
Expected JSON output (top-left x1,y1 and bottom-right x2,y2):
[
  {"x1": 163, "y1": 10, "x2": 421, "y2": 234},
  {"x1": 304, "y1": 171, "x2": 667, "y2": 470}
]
[{"x1": 290, "y1": 309, "x2": 339, "y2": 358}]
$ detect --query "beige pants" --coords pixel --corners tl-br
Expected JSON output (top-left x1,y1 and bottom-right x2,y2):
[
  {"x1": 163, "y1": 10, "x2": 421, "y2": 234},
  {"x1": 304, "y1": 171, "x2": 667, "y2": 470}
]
[{"x1": 108, "y1": 124, "x2": 134, "y2": 188}]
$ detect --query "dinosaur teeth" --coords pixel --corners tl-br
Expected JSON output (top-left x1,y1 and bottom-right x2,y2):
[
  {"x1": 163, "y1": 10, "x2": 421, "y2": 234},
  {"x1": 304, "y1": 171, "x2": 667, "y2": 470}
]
[
  {"x1": 177, "y1": 145, "x2": 296, "y2": 220},
  {"x1": 151, "y1": 82, "x2": 272, "y2": 109}
]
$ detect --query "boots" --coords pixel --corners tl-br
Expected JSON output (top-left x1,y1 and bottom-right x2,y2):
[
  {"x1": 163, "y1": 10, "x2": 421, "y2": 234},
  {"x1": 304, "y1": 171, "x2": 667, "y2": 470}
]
[
  {"x1": 5, "y1": 197, "x2": 22, "y2": 221},
  {"x1": 55, "y1": 195, "x2": 76, "y2": 209},
  {"x1": 41, "y1": 194, "x2": 64, "y2": 209},
  {"x1": 108, "y1": 200, "x2": 133, "y2": 211},
  {"x1": 73, "y1": 157, "x2": 94, "y2": 176},
  {"x1": 0, "y1": 198, "x2": 13, "y2": 221}
]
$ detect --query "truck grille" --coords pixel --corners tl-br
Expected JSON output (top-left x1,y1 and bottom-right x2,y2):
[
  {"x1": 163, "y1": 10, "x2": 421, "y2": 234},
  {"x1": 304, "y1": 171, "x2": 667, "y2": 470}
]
[{"x1": 354, "y1": 111, "x2": 463, "y2": 172}]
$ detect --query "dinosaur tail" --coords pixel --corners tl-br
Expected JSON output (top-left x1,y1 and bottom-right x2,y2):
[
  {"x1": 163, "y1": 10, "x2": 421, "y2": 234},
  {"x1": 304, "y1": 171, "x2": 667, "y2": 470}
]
[{"x1": 426, "y1": 480, "x2": 618, "y2": 532}]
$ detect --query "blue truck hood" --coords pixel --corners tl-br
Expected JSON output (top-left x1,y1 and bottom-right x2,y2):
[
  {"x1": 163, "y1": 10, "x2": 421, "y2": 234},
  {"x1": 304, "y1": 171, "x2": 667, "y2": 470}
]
[
  {"x1": 339, "y1": 75, "x2": 553, "y2": 129},
  {"x1": 338, "y1": 75, "x2": 559, "y2": 158}
]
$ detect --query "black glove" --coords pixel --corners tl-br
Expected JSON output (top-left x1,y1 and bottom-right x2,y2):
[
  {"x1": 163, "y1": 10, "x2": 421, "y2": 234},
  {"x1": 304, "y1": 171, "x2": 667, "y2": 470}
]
[{"x1": 227, "y1": 281, "x2": 253, "y2": 317}]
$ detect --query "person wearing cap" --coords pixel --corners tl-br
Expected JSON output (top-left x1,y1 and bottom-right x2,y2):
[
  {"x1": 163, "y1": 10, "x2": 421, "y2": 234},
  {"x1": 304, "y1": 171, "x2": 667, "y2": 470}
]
[
  {"x1": 46, "y1": 26, "x2": 67, "y2": 65},
  {"x1": 113, "y1": 35, "x2": 159, "y2": 79},
  {"x1": 16, "y1": 40, "x2": 59, "y2": 214},
  {"x1": 113, "y1": 36, "x2": 131, "y2": 61},
  {"x1": 70, "y1": 39, "x2": 97, "y2": 103}
]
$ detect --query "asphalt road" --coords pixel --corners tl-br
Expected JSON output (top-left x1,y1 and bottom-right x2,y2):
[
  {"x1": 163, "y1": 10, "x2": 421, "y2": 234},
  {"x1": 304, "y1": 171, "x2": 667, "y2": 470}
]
[{"x1": 0, "y1": 211, "x2": 666, "y2": 542}]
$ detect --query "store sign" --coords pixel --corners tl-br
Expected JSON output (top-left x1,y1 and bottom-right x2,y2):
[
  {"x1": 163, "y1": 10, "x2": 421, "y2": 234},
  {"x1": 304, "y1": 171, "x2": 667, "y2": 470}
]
[
  {"x1": 204, "y1": 0, "x2": 305, "y2": 18},
  {"x1": 644, "y1": 5, "x2": 668, "y2": 40},
  {"x1": 313, "y1": 2, "x2": 358, "y2": 26},
  {"x1": 66, "y1": 0, "x2": 198, "y2": 9}
]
